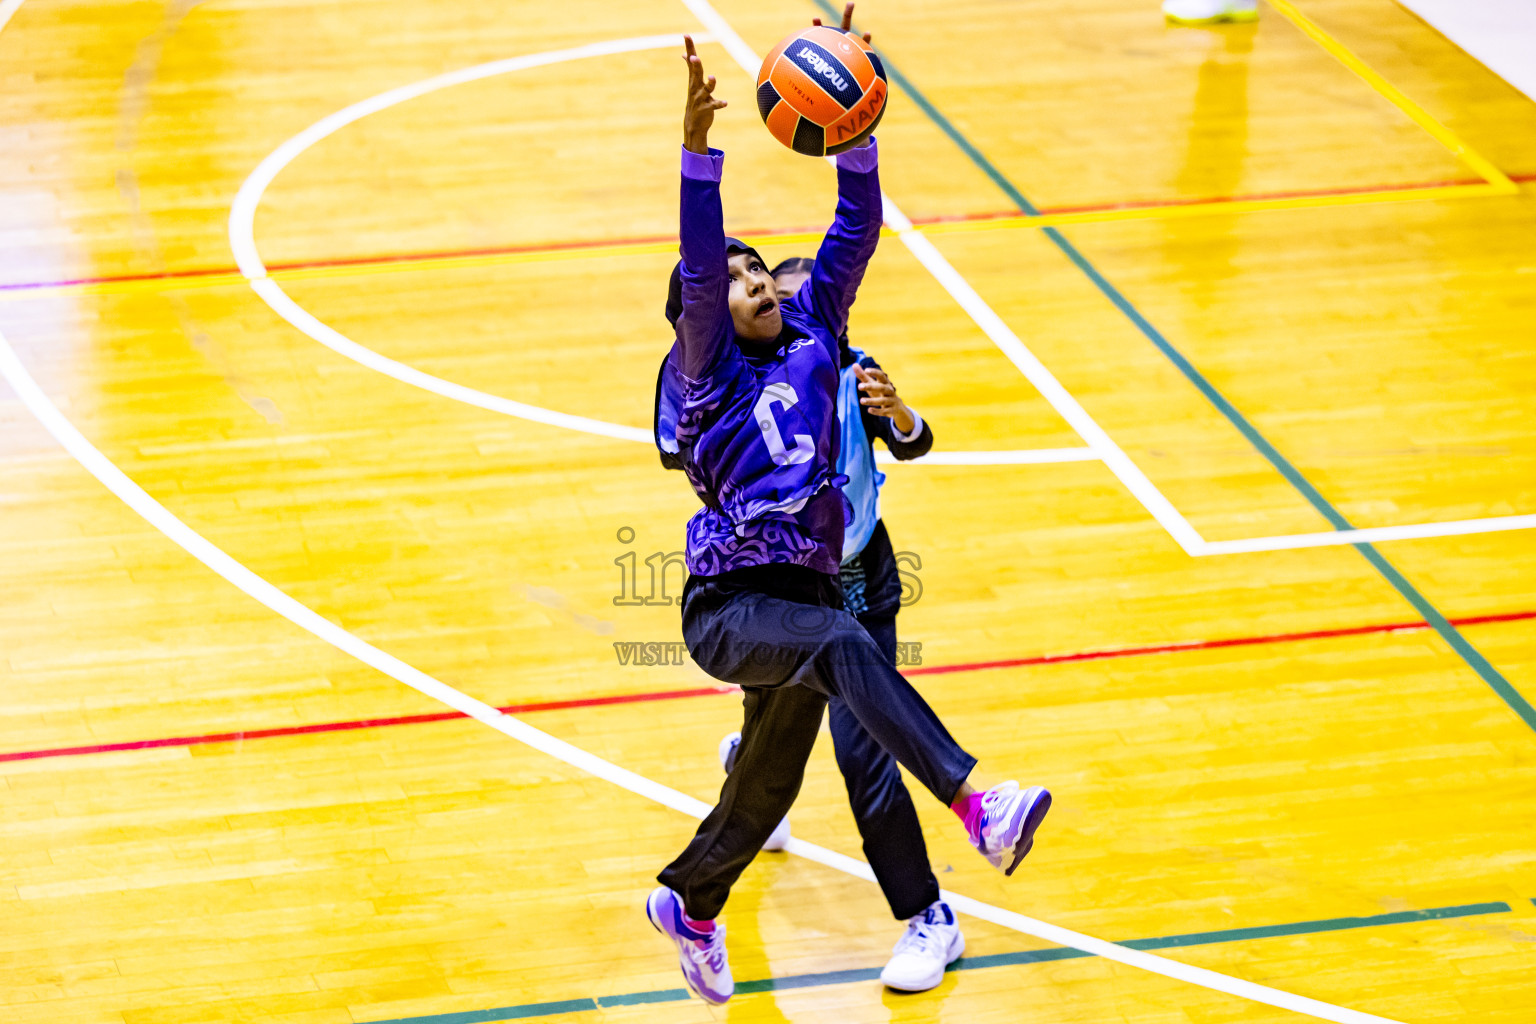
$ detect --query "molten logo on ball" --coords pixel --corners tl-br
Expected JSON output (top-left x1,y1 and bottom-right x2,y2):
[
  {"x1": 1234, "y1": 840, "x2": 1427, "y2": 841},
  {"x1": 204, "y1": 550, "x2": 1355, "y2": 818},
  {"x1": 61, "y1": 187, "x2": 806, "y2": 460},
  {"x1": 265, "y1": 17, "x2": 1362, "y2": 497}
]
[{"x1": 796, "y1": 46, "x2": 850, "y2": 94}]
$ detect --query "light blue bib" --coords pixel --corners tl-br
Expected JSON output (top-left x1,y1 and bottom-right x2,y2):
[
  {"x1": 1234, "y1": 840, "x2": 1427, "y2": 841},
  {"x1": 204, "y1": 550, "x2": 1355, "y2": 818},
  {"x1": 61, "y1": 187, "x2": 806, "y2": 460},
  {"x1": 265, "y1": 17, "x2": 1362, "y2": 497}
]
[{"x1": 836, "y1": 349, "x2": 886, "y2": 563}]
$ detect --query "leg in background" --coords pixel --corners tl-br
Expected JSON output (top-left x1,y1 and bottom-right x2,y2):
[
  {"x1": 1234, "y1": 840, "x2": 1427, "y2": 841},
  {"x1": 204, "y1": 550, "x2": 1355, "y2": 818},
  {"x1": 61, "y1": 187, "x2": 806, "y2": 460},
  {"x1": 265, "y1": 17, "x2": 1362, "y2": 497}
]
[
  {"x1": 829, "y1": 612, "x2": 941, "y2": 920},
  {"x1": 829, "y1": 696, "x2": 942, "y2": 919}
]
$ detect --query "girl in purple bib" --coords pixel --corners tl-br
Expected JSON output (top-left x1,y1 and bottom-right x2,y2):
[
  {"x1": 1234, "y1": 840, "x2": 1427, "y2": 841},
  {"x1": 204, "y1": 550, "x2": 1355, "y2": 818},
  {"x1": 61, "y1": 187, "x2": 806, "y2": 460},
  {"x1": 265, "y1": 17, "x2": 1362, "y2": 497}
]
[{"x1": 646, "y1": 25, "x2": 1052, "y2": 1006}]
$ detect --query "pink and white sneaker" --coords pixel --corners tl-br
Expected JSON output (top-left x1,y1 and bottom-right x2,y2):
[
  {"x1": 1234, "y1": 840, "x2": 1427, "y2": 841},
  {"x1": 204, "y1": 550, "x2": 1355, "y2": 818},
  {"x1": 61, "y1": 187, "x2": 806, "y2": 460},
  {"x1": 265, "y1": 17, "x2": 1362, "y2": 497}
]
[
  {"x1": 645, "y1": 887, "x2": 733, "y2": 1004},
  {"x1": 965, "y1": 782, "x2": 1051, "y2": 876}
]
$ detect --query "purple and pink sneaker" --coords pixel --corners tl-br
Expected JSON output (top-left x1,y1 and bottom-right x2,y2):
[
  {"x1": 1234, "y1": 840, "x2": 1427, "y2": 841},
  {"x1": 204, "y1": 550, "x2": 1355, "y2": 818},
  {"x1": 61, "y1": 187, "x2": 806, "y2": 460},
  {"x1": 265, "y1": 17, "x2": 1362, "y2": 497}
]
[
  {"x1": 964, "y1": 782, "x2": 1051, "y2": 876},
  {"x1": 645, "y1": 887, "x2": 733, "y2": 1004}
]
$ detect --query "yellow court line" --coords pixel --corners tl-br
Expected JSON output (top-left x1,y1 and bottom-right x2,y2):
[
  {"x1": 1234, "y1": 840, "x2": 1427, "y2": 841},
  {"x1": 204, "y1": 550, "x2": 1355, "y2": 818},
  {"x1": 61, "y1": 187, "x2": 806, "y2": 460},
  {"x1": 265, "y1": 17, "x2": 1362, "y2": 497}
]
[
  {"x1": 1, "y1": 4, "x2": 1521, "y2": 308},
  {"x1": 1264, "y1": 0, "x2": 1518, "y2": 193},
  {"x1": 0, "y1": 181, "x2": 1513, "y2": 304}
]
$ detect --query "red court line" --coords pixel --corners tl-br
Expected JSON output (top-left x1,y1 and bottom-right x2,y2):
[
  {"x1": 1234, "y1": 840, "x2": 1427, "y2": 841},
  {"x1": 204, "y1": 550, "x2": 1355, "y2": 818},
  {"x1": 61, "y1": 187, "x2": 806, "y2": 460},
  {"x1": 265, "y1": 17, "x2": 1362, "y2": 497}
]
[
  {"x1": 0, "y1": 686, "x2": 734, "y2": 764},
  {"x1": 4, "y1": 611, "x2": 1530, "y2": 765},
  {"x1": 4, "y1": 172, "x2": 1532, "y2": 295},
  {"x1": 905, "y1": 609, "x2": 1536, "y2": 676}
]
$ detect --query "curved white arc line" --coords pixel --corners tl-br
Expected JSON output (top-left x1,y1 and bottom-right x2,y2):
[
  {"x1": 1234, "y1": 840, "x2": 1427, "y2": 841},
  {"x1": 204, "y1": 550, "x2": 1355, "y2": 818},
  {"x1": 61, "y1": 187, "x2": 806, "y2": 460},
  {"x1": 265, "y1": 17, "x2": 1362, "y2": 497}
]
[
  {"x1": 251, "y1": 279, "x2": 654, "y2": 444},
  {"x1": 230, "y1": 37, "x2": 1104, "y2": 461},
  {"x1": 0, "y1": 6, "x2": 1398, "y2": 1021},
  {"x1": 266, "y1": 275, "x2": 1104, "y2": 459},
  {"x1": 0, "y1": 327, "x2": 1404, "y2": 1024},
  {"x1": 263, "y1": 265, "x2": 1097, "y2": 456},
  {"x1": 0, "y1": 330, "x2": 695, "y2": 812},
  {"x1": 229, "y1": 33, "x2": 698, "y2": 279}
]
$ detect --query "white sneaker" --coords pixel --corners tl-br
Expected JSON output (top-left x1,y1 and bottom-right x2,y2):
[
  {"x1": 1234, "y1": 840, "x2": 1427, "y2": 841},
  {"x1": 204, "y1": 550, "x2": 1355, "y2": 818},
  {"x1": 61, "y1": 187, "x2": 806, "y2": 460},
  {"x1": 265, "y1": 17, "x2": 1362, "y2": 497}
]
[
  {"x1": 1163, "y1": 0, "x2": 1258, "y2": 24},
  {"x1": 718, "y1": 731, "x2": 792, "y2": 851},
  {"x1": 880, "y1": 900, "x2": 965, "y2": 992},
  {"x1": 965, "y1": 781, "x2": 1051, "y2": 876}
]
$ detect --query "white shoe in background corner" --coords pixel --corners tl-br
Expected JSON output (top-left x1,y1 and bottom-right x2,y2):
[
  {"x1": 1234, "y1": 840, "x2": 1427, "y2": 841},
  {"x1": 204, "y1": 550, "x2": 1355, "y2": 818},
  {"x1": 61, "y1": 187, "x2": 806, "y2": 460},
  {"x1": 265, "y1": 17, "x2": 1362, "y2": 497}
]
[
  {"x1": 718, "y1": 731, "x2": 793, "y2": 852},
  {"x1": 1163, "y1": 0, "x2": 1258, "y2": 24}
]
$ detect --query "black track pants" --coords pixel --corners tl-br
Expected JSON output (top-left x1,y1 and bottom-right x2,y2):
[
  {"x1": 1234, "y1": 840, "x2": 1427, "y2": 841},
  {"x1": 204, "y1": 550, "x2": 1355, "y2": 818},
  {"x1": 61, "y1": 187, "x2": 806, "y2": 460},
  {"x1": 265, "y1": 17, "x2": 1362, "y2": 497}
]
[{"x1": 659, "y1": 572, "x2": 973, "y2": 920}]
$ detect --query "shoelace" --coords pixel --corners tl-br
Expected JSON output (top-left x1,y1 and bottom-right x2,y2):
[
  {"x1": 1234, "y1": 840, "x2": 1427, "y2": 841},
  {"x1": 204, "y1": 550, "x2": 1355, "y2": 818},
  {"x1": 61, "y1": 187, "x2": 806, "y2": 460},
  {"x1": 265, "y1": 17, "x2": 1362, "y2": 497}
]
[
  {"x1": 979, "y1": 781, "x2": 1021, "y2": 833},
  {"x1": 891, "y1": 921, "x2": 942, "y2": 958},
  {"x1": 981, "y1": 780, "x2": 1020, "y2": 815},
  {"x1": 687, "y1": 928, "x2": 728, "y2": 971}
]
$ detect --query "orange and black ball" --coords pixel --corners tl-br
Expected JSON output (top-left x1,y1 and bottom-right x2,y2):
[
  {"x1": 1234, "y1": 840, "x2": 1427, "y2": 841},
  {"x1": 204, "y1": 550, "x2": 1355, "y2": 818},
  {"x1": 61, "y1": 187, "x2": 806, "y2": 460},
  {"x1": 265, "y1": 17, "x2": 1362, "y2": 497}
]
[{"x1": 756, "y1": 26, "x2": 889, "y2": 157}]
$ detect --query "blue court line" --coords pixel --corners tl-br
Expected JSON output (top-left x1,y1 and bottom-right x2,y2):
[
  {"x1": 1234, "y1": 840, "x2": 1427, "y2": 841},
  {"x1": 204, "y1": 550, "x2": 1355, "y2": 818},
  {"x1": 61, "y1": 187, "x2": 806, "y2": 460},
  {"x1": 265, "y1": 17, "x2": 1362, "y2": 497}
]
[
  {"x1": 360, "y1": 900, "x2": 1512, "y2": 1023},
  {"x1": 813, "y1": 0, "x2": 1536, "y2": 733}
]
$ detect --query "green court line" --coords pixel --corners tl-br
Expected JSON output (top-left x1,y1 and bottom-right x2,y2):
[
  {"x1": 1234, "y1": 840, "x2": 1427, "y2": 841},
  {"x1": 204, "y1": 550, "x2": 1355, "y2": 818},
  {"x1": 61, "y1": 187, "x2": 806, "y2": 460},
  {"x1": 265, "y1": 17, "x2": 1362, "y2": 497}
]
[
  {"x1": 812, "y1": 0, "x2": 1536, "y2": 732},
  {"x1": 359, "y1": 900, "x2": 1511, "y2": 1023}
]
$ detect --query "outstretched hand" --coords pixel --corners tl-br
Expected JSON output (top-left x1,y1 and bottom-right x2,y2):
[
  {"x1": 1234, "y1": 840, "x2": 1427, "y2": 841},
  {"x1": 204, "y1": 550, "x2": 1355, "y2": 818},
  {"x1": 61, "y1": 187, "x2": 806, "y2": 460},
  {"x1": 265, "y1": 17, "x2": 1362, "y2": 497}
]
[
  {"x1": 812, "y1": 1, "x2": 872, "y2": 44},
  {"x1": 854, "y1": 364, "x2": 915, "y2": 434},
  {"x1": 682, "y1": 35, "x2": 727, "y2": 155}
]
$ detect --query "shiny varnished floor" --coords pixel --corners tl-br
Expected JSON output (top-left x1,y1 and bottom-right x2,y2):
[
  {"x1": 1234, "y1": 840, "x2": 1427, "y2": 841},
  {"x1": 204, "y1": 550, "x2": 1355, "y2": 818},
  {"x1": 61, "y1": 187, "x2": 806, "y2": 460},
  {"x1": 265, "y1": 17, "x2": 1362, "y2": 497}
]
[{"x1": 1, "y1": 0, "x2": 1534, "y2": 1022}]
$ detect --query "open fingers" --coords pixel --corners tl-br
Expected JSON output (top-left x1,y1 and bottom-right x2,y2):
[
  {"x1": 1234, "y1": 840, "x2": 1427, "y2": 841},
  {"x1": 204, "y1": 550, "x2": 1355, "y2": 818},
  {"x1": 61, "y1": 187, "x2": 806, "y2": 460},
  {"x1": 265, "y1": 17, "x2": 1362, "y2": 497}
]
[
  {"x1": 816, "y1": 7, "x2": 871, "y2": 44},
  {"x1": 683, "y1": 35, "x2": 703, "y2": 83},
  {"x1": 838, "y1": 5, "x2": 872, "y2": 44}
]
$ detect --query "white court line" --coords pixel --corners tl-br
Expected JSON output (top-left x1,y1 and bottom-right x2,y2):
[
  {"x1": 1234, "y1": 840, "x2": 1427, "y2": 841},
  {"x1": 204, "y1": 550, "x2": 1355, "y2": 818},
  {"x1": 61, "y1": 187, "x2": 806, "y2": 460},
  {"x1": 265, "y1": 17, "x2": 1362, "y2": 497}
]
[
  {"x1": 253, "y1": 274, "x2": 1089, "y2": 463},
  {"x1": 687, "y1": 0, "x2": 1536, "y2": 557},
  {"x1": 248, "y1": 276, "x2": 655, "y2": 444},
  {"x1": 227, "y1": 24, "x2": 1198, "y2": 543},
  {"x1": 682, "y1": 0, "x2": 1536, "y2": 557},
  {"x1": 677, "y1": 0, "x2": 1208, "y2": 559},
  {"x1": 0, "y1": 4, "x2": 1402, "y2": 1019},
  {"x1": 228, "y1": 35, "x2": 676, "y2": 447},
  {"x1": 226, "y1": 18, "x2": 1535, "y2": 551},
  {"x1": 227, "y1": 35, "x2": 1081, "y2": 468},
  {"x1": 1199, "y1": 513, "x2": 1536, "y2": 554},
  {"x1": 218, "y1": 9, "x2": 1403, "y2": 1023},
  {"x1": 0, "y1": 325, "x2": 1408, "y2": 1024},
  {"x1": 228, "y1": 34, "x2": 692, "y2": 281}
]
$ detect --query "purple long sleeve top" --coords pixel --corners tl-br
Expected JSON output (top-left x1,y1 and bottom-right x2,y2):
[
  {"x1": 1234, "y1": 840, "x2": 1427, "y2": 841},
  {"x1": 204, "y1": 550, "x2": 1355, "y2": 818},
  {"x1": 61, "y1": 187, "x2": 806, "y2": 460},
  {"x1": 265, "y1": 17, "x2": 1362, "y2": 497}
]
[{"x1": 662, "y1": 140, "x2": 884, "y2": 576}]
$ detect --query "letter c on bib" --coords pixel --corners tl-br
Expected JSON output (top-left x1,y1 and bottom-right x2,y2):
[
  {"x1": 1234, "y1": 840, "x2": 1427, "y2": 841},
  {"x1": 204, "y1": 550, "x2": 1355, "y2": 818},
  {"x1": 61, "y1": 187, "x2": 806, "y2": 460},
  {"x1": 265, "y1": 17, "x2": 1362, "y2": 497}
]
[{"x1": 754, "y1": 382, "x2": 815, "y2": 466}]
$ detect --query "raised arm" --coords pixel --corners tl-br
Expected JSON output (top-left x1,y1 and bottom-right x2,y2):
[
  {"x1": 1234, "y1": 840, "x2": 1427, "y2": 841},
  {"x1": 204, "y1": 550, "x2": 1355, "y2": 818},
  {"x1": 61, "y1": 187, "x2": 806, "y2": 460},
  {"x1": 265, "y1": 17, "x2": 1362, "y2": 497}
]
[
  {"x1": 805, "y1": 138, "x2": 884, "y2": 345},
  {"x1": 675, "y1": 36, "x2": 732, "y2": 381}
]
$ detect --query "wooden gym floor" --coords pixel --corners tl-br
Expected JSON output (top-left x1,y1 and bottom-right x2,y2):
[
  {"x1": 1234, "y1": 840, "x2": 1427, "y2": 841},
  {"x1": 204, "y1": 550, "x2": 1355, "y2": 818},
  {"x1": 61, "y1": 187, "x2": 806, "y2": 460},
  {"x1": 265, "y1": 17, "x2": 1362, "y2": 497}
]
[{"x1": 1, "y1": 0, "x2": 1534, "y2": 1021}]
